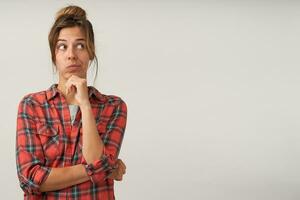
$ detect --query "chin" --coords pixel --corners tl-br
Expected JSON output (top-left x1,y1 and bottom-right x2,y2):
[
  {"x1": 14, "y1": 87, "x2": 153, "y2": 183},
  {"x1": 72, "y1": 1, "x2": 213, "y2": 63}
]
[{"x1": 66, "y1": 72, "x2": 86, "y2": 79}]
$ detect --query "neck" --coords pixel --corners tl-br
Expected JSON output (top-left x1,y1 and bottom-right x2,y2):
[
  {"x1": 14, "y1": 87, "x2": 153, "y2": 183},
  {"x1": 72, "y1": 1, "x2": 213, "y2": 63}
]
[{"x1": 57, "y1": 78, "x2": 67, "y2": 96}]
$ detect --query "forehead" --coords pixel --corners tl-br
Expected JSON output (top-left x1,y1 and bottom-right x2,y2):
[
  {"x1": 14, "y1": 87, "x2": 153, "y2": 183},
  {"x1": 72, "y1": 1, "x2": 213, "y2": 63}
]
[{"x1": 57, "y1": 26, "x2": 86, "y2": 41}]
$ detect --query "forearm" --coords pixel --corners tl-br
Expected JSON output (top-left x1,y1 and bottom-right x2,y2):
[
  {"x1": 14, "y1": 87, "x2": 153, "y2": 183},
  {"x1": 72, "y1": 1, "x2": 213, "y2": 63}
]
[
  {"x1": 80, "y1": 103, "x2": 104, "y2": 164},
  {"x1": 40, "y1": 164, "x2": 89, "y2": 192}
]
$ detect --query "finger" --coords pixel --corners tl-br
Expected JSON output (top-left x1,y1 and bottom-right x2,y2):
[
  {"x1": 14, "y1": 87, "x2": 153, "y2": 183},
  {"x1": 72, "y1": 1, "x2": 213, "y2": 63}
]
[
  {"x1": 116, "y1": 159, "x2": 125, "y2": 169},
  {"x1": 65, "y1": 79, "x2": 78, "y2": 94},
  {"x1": 115, "y1": 161, "x2": 124, "y2": 171},
  {"x1": 65, "y1": 78, "x2": 76, "y2": 94},
  {"x1": 117, "y1": 165, "x2": 126, "y2": 175},
  {"x1": 114, "y1": 159, "x2": 123, "y2": 168},
  {"x1": 117, "y1": 161, "x2": 126, "y2": 175},
  {"x1": 118, "y1": 159, "x2": 126, "y2": 170},
  {"x1": 67, "y1": 78, "x2": 87, "y2": 95},
  {"x1": 115, "y1": 173, "x2": 123, "y2": 181},
  {"x1": 66, "y1": 84, "x2": 75, "y2": 95},
  {"x1": 109, "y1": 170, "x2": 123, "y2": 181},
  {"x1": 108, "y1": 169, "x2": 117, "y2": 179},
  {"x1": 113, "y1": 163, "x2": 119, "y2": 169},
  {"x1": 69, "y1": 75, "x2": 86, "y2": 86},
  {"x1": 65, "y1": 81, "x2": 72, "y2": 95}
]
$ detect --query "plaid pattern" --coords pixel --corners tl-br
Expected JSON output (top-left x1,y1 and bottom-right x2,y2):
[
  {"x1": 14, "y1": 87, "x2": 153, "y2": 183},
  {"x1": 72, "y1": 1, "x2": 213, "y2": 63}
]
[{"x1": 16, "y1": 84, "x2": 127, "y2": 200}]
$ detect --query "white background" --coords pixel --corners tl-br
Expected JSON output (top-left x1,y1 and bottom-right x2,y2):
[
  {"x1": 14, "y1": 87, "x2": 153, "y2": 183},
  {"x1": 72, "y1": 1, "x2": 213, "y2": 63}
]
[{"x1": 0, "y1": 0, "x2": 300, "y2": 199}]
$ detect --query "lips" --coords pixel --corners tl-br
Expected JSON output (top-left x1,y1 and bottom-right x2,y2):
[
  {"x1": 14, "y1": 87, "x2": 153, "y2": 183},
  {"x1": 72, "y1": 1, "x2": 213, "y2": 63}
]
[
  {"x1": 67, "y1": 64, "x2": 80, "y2": 68},
  {"x1": 66, "y1": 64, "x2": 81, "y2": 71}
]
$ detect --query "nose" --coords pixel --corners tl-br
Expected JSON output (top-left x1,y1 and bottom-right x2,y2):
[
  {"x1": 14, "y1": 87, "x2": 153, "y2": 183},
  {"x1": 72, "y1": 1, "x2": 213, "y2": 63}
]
[{"x1": 67, "y1": 46, "x2": 77, "y2": 60}]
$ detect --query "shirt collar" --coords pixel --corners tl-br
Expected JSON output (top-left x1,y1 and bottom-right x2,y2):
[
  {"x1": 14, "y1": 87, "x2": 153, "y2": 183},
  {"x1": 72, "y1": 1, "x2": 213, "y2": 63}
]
[{"x1": 46, "y1": 83, "x2": 106, "y2": 102}]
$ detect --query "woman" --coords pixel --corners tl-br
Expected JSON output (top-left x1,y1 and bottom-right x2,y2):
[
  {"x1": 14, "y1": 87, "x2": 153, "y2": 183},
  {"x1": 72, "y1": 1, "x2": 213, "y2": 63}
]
[{"x1": 16, "y1": 5, "x2": 127, "y2": 200}]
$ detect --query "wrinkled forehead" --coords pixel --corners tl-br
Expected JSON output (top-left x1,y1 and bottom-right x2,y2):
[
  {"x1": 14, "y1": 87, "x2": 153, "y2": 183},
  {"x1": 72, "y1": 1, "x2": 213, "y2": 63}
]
[{"x1": 57, "y1": 26, "x2": 86, "y2": 42}]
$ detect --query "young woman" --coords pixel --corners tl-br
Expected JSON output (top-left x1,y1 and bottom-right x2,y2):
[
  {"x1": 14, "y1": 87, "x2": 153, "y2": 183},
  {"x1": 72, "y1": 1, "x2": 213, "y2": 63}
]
[{"x1": 16, "y1": 5, "x2": 127, "y2": 199}]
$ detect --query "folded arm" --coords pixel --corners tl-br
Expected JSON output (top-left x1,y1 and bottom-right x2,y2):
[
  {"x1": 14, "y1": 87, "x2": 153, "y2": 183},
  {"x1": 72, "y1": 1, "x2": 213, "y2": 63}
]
[{"x1": 16, "y1": 97, "x2": 127, "y2": 194}]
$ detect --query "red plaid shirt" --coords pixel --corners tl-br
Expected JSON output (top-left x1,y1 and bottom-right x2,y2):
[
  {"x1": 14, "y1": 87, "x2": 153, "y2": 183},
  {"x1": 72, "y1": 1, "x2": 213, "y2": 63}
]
[{"x1": 16, "y1": 84, "x2": 127, "y2": 200}]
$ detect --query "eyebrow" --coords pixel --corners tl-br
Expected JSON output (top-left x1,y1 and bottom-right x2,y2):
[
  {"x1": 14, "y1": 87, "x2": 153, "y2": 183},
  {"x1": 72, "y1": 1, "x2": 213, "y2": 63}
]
[{"x1": 57, "y1": 38, "x2": 86, "y2": 42}]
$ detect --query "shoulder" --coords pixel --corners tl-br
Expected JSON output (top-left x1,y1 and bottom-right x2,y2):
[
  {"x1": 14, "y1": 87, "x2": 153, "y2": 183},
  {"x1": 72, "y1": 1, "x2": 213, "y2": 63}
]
[
  {"x1": 90, "y1": 86, "x2": 127, "y2": 108},
  {"x1": 106, "y1": 95, "x2": 127, "y2": 114},
  {"x1": 18, "y1": 89, "x2": 48, "y2": 107},
  {"x1": 101, "y1": 94, "x2": 127, "y2": 113},
  {"x1": 106, "y1": 94, "x2": 126, "y2": 107}
]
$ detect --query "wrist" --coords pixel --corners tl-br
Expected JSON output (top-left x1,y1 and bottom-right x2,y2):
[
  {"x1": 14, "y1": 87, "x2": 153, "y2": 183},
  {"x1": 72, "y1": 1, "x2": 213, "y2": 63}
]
[{"x1": 79, "y1": 101, "x2": 91, "y2": 110}]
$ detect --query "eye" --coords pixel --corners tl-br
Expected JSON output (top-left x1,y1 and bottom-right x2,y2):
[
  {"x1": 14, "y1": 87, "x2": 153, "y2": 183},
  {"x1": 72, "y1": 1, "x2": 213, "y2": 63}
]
[
  {"x1": 76, "y1": 43, "x2": 85, "y2": 50},
  {"x1": 57, "y1": 43, "x2": 66, "y2": 51}
]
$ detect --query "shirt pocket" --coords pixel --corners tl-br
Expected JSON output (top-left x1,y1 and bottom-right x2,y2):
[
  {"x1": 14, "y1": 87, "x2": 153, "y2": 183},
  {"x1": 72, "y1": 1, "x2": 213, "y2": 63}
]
[{"x1": 36, "y1": 123, "x2": 60, "y2": 162}]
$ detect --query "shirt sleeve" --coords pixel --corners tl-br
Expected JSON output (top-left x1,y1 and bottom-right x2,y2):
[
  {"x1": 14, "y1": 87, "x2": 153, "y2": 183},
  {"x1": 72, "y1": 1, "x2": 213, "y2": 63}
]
[
  {"x1": 15, "y1": 97, "x2": 51, "y2": 194},
  {"x1": 82, "y1": 98, "x2": 127, "y2": 184}
]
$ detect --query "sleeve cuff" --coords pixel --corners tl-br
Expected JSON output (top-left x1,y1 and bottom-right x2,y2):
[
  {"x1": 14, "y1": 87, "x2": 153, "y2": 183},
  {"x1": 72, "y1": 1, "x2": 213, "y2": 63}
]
[
  {"x1": 19, "y1": 166, "x2": 51, "y2": 195},
  {"x1": 82, "y1": 153, "x2": 114, "y2": 184}
]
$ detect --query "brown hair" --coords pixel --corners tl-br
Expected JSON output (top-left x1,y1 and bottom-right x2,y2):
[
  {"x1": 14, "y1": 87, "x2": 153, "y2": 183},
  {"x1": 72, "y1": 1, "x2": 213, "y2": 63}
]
[{"x1": 48, "y1": 5, "x2": 98, "y2": 82}]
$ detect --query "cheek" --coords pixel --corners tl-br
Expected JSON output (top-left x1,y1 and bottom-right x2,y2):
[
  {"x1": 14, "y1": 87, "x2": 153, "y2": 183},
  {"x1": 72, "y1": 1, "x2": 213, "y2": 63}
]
[
  {"x1": 55, "y1": 54, "x2": 65, "y2": 70},
  {"x1": 79, "y1": 53, "x2": 91, "y2": 66},
  {"x1": 55, "y1": 52, "x2": 60, "y2": 63},
  {"x1": 55, "y1": 51, "x2": 63, "y2": 59}
]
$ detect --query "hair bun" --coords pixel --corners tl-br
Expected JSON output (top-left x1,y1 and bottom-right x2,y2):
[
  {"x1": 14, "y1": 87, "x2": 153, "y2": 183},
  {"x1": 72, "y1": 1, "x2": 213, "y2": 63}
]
[{"x1": 55, "y1": 5, "x2": 87, "y2": 20}]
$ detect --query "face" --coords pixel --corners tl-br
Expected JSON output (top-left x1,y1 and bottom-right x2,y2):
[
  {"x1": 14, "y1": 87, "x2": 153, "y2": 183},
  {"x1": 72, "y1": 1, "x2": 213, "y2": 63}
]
[{"x1": 55, "y1": 26, "x2": 90, "y2": 80}]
